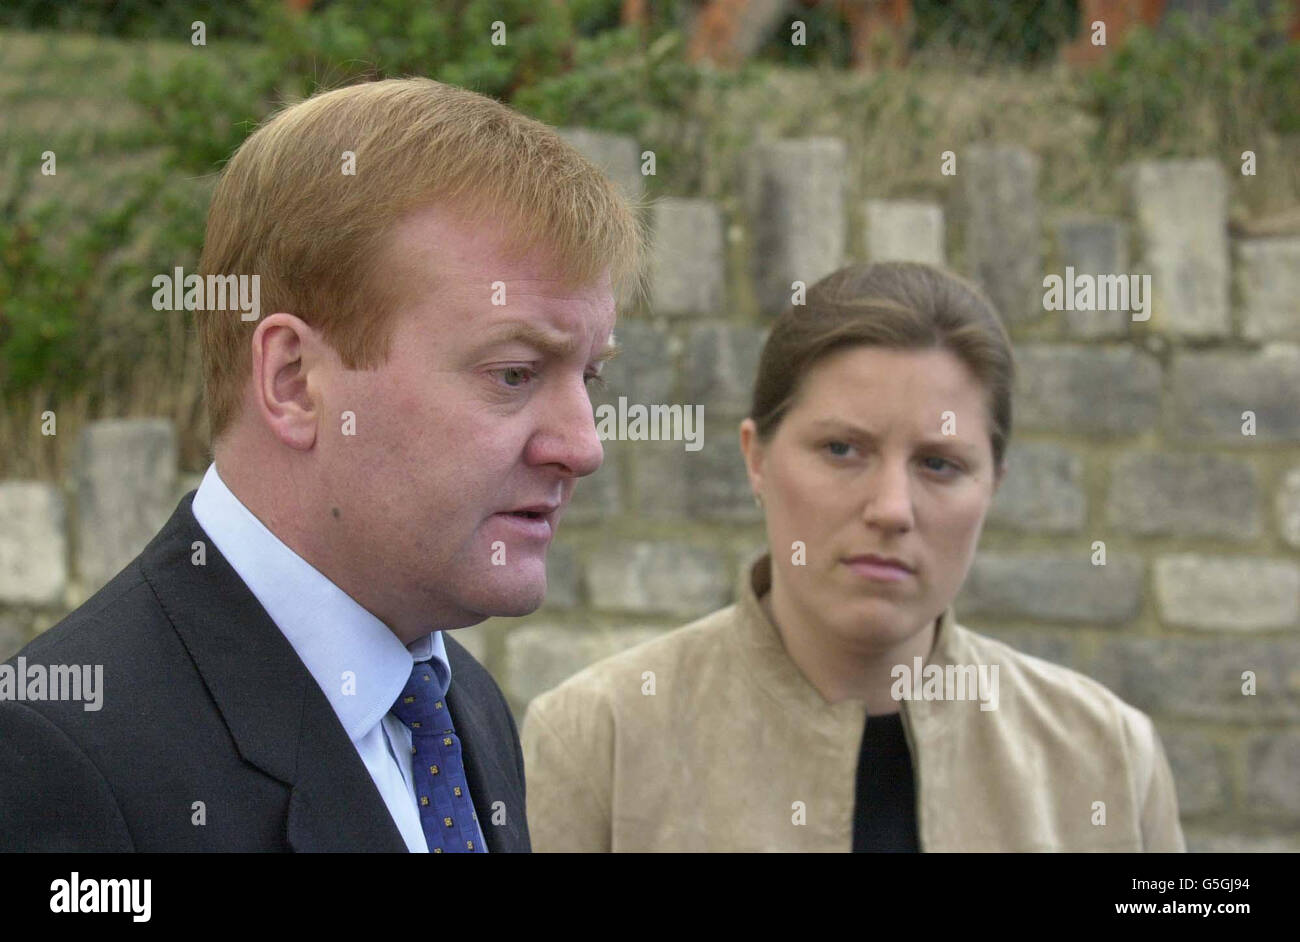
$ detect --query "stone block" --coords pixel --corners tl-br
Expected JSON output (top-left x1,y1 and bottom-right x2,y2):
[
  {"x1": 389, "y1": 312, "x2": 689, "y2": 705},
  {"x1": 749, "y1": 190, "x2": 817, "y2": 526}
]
[
  {"x1": 986, "y1": 441, "x2": 1086, "y2": 533},
  {"x1": 650, "y1": 197, "x2": 726, "y2": 317},
  {"x1": 1167, "y1": 347, "x2": 1300, "y2": 443},
  {"x1": 1014, "y1": 345, "x2": 1161, "y2": 436},
  {"x1": 745, "y1": 138, "x2": 847, "y2": 315},
  {"x1": 1126, "y1": 158, "x2": 1229, "y2": 337},
  {"x1": 1106, "y1": 451, "x2": 1259, "y2": 540},
  {"x1": 1277, "y1": 466, "x2": 1300, "y2": 549},
  {"x1": 1238, "y1": 237, "x2": 1300, "y2": 341},
  {"x1": 864, "y1": 199, "x2": 945, "y2": 266},
  {"x1": 963, "y1": 145, "x2": 1042, "y2": 325},
  {"x1": 1245, "y1": 730, "x2": 1300, "y2": 818},
  {"x1": 1056, "y1": 216, "x2": 1131, "y2": 338},
  {"x1": 599, "y1": 319, "x2": 677, "y2": 406},
  {"x1": 585, "y1": 541, "x2": 729, "y2": 617},
  {"x1": 1161, "y1": 728, "x2": 1231, "y2": 817},
  {"x1": 503, "y1": 621, "x2": 666, "y2": 706},
  {"x1": 74, "y1": 419, "x2": 177, "y2": 593},
  {"x1": 1154, "y1": 555, "x2": 1299, "y2": 630},
  {"x1": 0, "y1": 482, "x2": 67, "y2": 605},
  {"x1": 1087, "y1": 637, "x2": 1300, "y2": 723},
  {"x1": 957, "y1": 551, "x2": 1143, "y2": 623},
  {"x1": 683, "y1": 322, "x2": 766, "y2": 415}
]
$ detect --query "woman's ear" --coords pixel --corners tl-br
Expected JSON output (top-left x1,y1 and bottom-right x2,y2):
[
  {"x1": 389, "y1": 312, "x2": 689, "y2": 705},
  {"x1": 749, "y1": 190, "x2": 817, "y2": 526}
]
[{"x1": 738, "y1": 418, "x2": 765, "y2": 500}]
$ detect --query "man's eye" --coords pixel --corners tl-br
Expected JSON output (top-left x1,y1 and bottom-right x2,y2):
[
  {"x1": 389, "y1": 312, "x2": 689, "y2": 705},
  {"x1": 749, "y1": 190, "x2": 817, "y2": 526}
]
[
  {"x1": 496, "y1": 366, "x2": 533, "y2": 388},
  {"x1": 826, "y1": 441, "x2": 853, "y2": 457},
  {"x1": 923, "y1": 456, "x2": 958, "y2": 473}
]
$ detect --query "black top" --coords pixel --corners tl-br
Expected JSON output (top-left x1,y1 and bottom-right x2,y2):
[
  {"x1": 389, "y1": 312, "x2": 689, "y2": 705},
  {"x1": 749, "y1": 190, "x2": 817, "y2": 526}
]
[{"x1": 852, "y1": 711, "x2": 920, "y2": 852}]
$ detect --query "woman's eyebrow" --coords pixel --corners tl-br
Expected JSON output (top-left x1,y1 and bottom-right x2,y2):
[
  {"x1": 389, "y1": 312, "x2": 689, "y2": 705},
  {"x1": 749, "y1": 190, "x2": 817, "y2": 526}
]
[{"x1": 807, "y1": 418, "x2": 979, "y2": 451}]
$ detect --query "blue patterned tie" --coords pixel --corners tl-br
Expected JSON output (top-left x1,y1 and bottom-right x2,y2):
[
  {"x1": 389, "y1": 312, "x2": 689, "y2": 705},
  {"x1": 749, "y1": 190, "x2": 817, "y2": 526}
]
[{"x1": 389, "y1": 661, "x2": 484, "y2": 853}]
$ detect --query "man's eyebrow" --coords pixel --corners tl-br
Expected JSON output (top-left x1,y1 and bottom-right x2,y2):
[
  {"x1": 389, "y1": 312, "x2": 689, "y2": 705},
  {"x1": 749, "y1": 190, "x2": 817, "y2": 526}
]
[{"x1": 475, "y1": 321, "x2": 619, "y2": 364}]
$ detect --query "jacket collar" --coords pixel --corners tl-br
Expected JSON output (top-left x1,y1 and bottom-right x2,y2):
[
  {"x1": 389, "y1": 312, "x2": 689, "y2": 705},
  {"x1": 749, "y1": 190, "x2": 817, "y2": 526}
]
[
  {"x1": 730, "y1": 553, "x2": 965, "y2": 727},
  {"x1": 139, "y1": 492, "x2": 408, "y2": 852}
]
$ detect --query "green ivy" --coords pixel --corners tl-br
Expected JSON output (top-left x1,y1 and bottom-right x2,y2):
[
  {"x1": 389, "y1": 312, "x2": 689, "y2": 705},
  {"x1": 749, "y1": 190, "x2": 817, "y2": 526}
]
[
  {"x1": 0, "y1": 179, "x2": 156, "y2": 397},
  {"x1": 1083, "y1": 0, "x2": 1300, "y2": 155}
]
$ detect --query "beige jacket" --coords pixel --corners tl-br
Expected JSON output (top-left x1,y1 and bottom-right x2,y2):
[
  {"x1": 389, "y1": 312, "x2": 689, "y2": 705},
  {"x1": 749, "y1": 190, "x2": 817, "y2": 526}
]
[{"x1": 521, "y1": 555, "x2": 1186, "y2": 852}]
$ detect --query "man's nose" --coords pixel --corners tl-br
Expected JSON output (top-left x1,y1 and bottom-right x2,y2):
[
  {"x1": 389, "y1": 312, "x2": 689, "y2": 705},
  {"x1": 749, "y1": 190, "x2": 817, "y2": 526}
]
[{"x1": 529, "y1": 379, "x2": 604, "y2": 478}]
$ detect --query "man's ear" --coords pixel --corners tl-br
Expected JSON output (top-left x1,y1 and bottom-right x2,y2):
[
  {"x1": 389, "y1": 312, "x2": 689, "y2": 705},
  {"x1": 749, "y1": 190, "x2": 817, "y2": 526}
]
[
  {"x1": 251, "y1": 312, "x2": 321, "y2": 451},
  {"x1": 738, "y1": 418, "x2": 765, "y2": 500}
]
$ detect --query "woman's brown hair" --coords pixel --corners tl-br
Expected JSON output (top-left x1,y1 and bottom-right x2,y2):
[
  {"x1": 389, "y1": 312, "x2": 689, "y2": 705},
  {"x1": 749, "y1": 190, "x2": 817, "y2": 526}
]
[{"x1": 749, "y1": 261, "x2": 1015, "y2": 472}]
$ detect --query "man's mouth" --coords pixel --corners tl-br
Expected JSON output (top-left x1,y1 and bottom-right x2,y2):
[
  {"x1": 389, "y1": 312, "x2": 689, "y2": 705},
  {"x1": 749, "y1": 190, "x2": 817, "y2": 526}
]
[
  {"x1": 502, "y1": 502, "x2": 560, "y2": 520},
  {"x1": 492, "y1": 503, "x2": 561, "y2": 541}
]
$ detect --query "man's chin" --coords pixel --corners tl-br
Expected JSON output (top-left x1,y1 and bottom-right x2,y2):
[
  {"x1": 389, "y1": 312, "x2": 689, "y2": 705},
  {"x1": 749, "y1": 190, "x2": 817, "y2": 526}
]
[
  {"x1": 485, "y1": 591, "x2": 546, "y2": 618},
  {"x1": 469, "y1": 573, "x2": 548, "y2": 618}
]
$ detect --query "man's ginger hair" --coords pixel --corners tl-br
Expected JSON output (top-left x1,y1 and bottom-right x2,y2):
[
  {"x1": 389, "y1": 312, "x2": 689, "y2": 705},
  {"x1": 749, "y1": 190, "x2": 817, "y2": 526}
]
[{"x1": 197, "y1": 77, "x2": 647, "y2": 443}]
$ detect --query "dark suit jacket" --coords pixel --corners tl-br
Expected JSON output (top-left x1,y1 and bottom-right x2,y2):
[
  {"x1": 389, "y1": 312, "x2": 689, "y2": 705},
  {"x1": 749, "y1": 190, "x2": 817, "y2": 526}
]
[{"x1": 0, "y1": 492, "x2": 531, "y2": 852}]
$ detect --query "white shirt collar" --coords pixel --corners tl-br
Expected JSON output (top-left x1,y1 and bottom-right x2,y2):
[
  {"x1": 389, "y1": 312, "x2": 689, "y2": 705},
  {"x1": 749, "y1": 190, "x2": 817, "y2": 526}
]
[{"x1": 190, "y1": 462, "x2": 450, "y2": 742}]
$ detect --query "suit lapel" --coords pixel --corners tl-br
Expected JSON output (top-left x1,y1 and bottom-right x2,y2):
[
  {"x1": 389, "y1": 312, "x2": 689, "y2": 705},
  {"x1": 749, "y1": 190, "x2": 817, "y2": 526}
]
[
  {"x1": 445, "y1": 637, "x2": 526, "y2": 853},
  {"x1": 139, "y1": 493, "x2": 407, "y2": 852},
  {"x1": 284, "y1": 684, "x2": 409, "y2": 852}
]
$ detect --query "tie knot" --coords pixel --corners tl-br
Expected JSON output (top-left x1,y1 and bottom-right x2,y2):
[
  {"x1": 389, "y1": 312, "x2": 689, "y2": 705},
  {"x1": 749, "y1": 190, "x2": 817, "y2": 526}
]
[{"x1": 390, "y1": 661, "x2": 451, "y2": 734}]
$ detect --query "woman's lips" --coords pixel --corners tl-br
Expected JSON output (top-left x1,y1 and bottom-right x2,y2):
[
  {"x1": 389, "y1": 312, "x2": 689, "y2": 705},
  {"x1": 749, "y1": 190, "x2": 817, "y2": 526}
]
[{"x1": 843, "y1": 557, "x2": 913, "y2": 582}]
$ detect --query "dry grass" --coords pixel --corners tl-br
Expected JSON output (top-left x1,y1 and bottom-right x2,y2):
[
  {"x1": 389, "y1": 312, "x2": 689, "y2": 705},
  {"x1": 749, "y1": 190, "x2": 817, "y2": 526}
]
[{"x1": 675, "y1": 58, "x2": 1298, "y2": 223}]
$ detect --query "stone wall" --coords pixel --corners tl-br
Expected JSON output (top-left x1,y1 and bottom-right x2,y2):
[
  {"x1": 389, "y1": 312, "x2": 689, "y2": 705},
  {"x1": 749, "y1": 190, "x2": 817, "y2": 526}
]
[{"x1": 3, "y1": 134, "x2": 1299, "y2": 852}]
